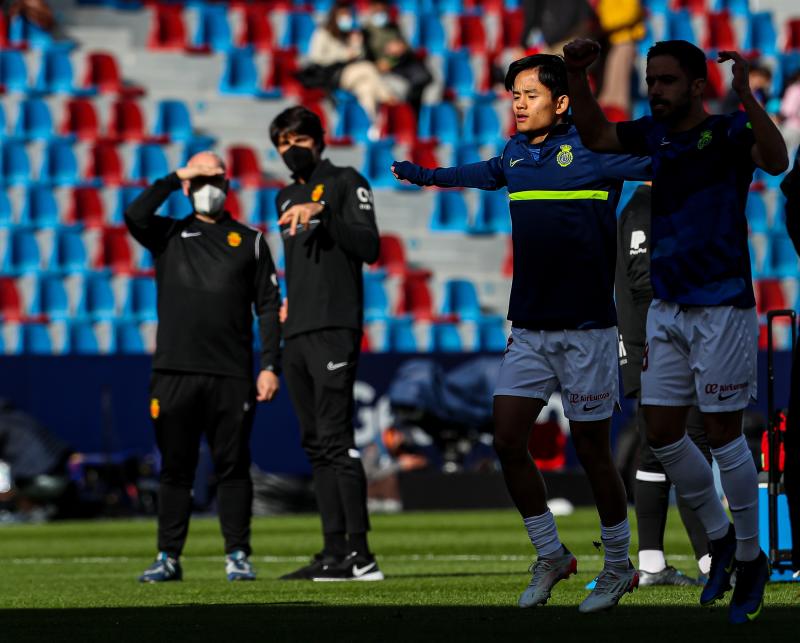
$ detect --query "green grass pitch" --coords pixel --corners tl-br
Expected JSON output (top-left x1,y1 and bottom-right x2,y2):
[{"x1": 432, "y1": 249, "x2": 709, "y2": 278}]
[{"x1": 1, "y1": 508, "x2": 797, "y2": 642}]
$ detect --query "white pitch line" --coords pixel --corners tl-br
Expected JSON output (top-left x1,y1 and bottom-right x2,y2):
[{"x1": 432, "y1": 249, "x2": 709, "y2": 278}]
[{"x1": 3, "y1": 554, "x2": 695, "y2": 565}]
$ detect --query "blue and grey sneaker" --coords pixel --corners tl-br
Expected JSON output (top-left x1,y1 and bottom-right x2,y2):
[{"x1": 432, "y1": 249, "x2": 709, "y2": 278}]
[
  {"x1": 700, "y1": 525, "x2": 736, "y2": 606},
  {"x1": 639, "y1": 565, "x2": 704, "y2": 587},
  {"x1": 139, "y1": 552, "x2": 182, "y2": 583},
  {"x1": 728, "y1": 551, "x2": 770, "y2": 624},
  {"x1": 226, "y1": 550, "x2": 256, "y2": 581},
  {"x1": 578, "y1": 561, "x2": 638, "y2": 613},
  {"x1": 518, "y1": 547, "x2": 578, "y2": 607}
]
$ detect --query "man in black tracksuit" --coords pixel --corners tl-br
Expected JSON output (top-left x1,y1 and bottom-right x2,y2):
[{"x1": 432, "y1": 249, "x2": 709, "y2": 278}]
[
  {"x1": 125, "y1": 152, "x2": 282, "y2": 583},
  {"x1": 269, "y1": 106, "x2": 384, "y2": 581},
  {"x1": 616, "y1": 184, "x2": 711, "y2": 585}
]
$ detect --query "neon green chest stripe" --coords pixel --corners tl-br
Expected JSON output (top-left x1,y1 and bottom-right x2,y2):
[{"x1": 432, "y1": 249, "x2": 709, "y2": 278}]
[{"x1": 508, "y1": 190, "x2": 609, "y2": 201}]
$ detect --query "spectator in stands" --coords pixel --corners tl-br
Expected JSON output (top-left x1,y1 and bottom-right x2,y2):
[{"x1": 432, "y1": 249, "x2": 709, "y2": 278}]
[
  {"x1": 125, "y1": 152, "x2": 282, "y2": 584},
  {"x1": 4, "y1": 0, "x2": 55, "y2": 31},
  {"x1": 305, "y1": 0, "x2": 401, "y2": 123},
  {"x1": 361, "y1": 0, "x2": 432, "y2": 114},
  {"x1": 519, "y1": 0, "x2": 593, "y2": 55},
  {"x1": 721, "y1": 63, "x2": 772, "y2": 114},
  {"x1": 596, "y1": 0, "x2": 645, "y2": 118},
  {"x1": 779, "y1": 71, "x2": 800, "y2": 156}
]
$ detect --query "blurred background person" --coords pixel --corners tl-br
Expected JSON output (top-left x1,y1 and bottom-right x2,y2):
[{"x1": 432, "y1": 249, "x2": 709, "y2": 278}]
[
  {"x1": 596, "y1": 0, "x2": 645, "y2": 119},
  {"x1": 519, "y1": 0, "x2": 593, "y2": 55},
  {"x1": 779, "y1": 71, "x2": 800, "y2": 157}
]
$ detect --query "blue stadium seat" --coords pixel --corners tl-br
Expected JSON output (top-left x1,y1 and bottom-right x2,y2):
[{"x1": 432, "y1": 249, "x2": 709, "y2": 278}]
[
  {"x1": 14, "y1": 98, "x2": 54, "y2": 140},
  {"x1": 39, "y1": 139, "x2": 79, "y2": 186},
  {"x1": 0, "y1": 103, "x2": 5, "y2": 139},
  {"x1": 152, "y1": 100, "x2": 194, "y2": 142},
  {"x1": 712, "y1": 0, "x2": 750, "y2": 17},
  {"x1": 52, "y1": 228, "x2": 89, "y2": 273},
  {"x1": 745, "y1": 192, "x2": 769, "y2": 233},
  {"x1": 9, "y1": 16, "x2": 55, "y2": 49},
  {"x1": 124, "y1": 276, "x2": 157, "y2": 321},
  {"x1": 383, "y1": 317, "x2": 417, "y2": 352},
  {"x1": 251, "y1": 187, "x2": 279, "y2": 226},
  {"x1": 112, "y1": 186, "x2": 144, "y2": 225},
  {"x1": 34, "y1": 49, "x2": 93, "y2": 95},
  {"x1": 4, "y1": 230, "x2": 41, "y2": 274},
  {"x1": 430, "y1": 190, "x2": 469, "y2": 232},
  {"x1": 280, "y1": 11, "x2": 316, "y2": 55},
  {"x1": 434, "y1": 0, "x2": 463, "y2": 12},
  {"x1": 34, "y1": 275, "x2": 70, "y2": 320},
  {"x1": 130, "y1": 144, "x2": 169, "y2": 183},
  {"x1": 1, "y1": 140, "x2": 32, "y2": 186},
  {"x1": 219, "y1": 49, "x2": 260, "y2": 95},
  {"x1": 476, "y1": 315, "x2": 507, "y2": 352},
  {"x1": 470, "y1": 188, "x2": 510, "y2": 234},
  {"x1": 441, "y1": 279, "x2": 481, "y2": 320},
  {"x1": 743, "y1": 12, "x2": 777, "y2": 55},
  {"x1": 665, "y1": 11, "x2": 695, "y2": 43},
  {"x1": 69, "y1": 321, "x2": 100, "y2": 354},
  {"x1": 19, "y1": 185, "x2": 59, "y2": 228},
  {"x1": 753, "y1": 166, "x2": 786, "y2": 190},
  {"x1": 418, "y1": 102, "x2": 460, "y2": 145},
  {"x1": 443, "y1": 51, "x2": 475, "y2": 96},
  {"x1": 462, "y1": 98, "x2": 501, "y2": 146},
  {"x1": 363, "y1": 271, "x2": 389, "y2": 321},
  {"x1": 411, "y1": 13, "x2": 446, "y2": 54},
  {"x1": 333, "y1": 91, "x2": 371, "y2": 144},
  {"x1": 78, "y1": 274, "x2": 117, "y2": 320},
  {"x1": 0, "y1": 190, "x2": 12, "y2": 226},
  {"x1": 771, "y1": 233, "x2": 799, "y2": 278},
  {"x1": 452, "y1": 143, "x2": 481, "y2": 166},
  {"x1": 115, "y1": 321, "x2": 145, "y2": 354},
  {"x1": 0, "y1": 50, "x2": 29, "y2": 93},
  {"x1": 429, "y1": 322, "x2": 463, "y2": 352},
  {"x1": 362, "y1": 140, "x2": 396, "y2": 188},
  {"x1": 190, "y1": 4, "x2": 233, "y2": 51},
  {"x1": 158, "y1": 189, "x2": 191, "y2": 218},
  {"x1": 22, "y1": 323, "x2": 52, "y2": 354}
]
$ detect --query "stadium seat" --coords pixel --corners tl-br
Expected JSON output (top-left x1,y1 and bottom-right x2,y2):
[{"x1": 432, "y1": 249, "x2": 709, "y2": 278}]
[
  {"x1": 745, "y1": 192, "x2": 770, "y2": 232},
  {"x1": 219, "y1": 48, "x2": 260, "y2": 95},
  {"x1": 786, "y1": 19, "x2": 800, "y2": 52},
  {"x1": 236, "y1": 5, "x2": 274, "y2": 51},
  {"x1": 396, "y1": 271, "x2": 433, "y2": 319},
  {"x1": 704, "y1": 59, "x2": 726, "y2": 99},
  {"x1": 19, "y1": 185, "x2": 60, "y2": 228},
  {"x1": 0, "y1": 49, "x2": 28, "y2": 93},
  {"x1": 332, "y1": 92, "x2": 371, "y2": 145},
  {"x1": 418, "y1": 102, "x2": 460, "y2": 144},
  {"x1": 34, "y1": 49, "x2": 92, "y2": 95},
  {"x1": 21, "y1": 322, "x2": 52, "y2": 354},
  {"x1": 408, "y1": 140, "x2": 440, "y2": 179},
  {"x1": 52, "y1": 228, "x2": 90, "y2": 273},
  {"x1": 363, "y1": 271, "x2": 390, "y2": 321},
  {"x1": 14, "y1": 98, "x2": 54, "y2": 141},
  {"x1": 501, "y1": 236, "x2": 513, "y2": 276},
  {"x1": 263, "y1": 48, "x2": 303, "y2": 97},
  {"x1": 189, "y1": 3, "x2": 232, "y2": 52},
  {"x1": 755, "y1": 279, "x2": 786, "y2": 313},
  {"x1": 152, "y1": 100, "x2": 194, "y2": 142},
  {"x1": 374, "y1": 234, "x2": 408, "y2": 275},
  {"x1": 39, "y1": 139, "x2": 79, "y2": 187},
  {"x1": 223, "y1": 190, "x2": 242, "y2": 221},
  {"x1": 78, "y1": 273, "x2": 117, "y2": 319},
  {"x1": 430, "y1": 190, "x2": 469, "y2": 232},
  {"x1": 452, "y1": 142, "x2": 481, "y2": 166},
  {"x1": 115, "y1": 320, "x2": 145, "y2": 353},
  {"x1": 362, "y1": 140, "x2": 396, "y2": 188},
  {"x1": 463, "y1": 98, "x2": 501, "y2": 146},
  {"x1": 34, "y1": 275, "x2": 70, "y2": 320},
  {"x1": 383, "y1": 316, "x2": 418, "y2": 352},
  {"x1": 107, "y1": 99, "x2": 146, "y2": 142},
  {"x1": 280, "y1": 11, "x2": 316, "y2": 55},
  {"x1": 411, "y1": 13, "x2": 446, "y2": 54},
  {"x1": 5, "y1": 230, "x2": 42, "y2": 274},
  {"x1": 251, "y1": 187, "x2": 279, "y2": 226},
  {"x1": 147, "y1": 4, "x2": 186, "y2": 51},
  {"x1": 443, "y1": 50, "x2": 476, "y2": 96},
  {"x1": 705, "y1": 11, "x2": 738, "y2": 52},
  {"x1": 743, "y1": 12, "x2": 777, "y2": 56},
  {"x1": 454, "y1": 14, "x2": 488, "y2": 53},
  {"x1": 124, "y1": 276, "x2": 157, "y2": 321},
  {"x1": 60, "y1": 98, "x2": 100, "y2": 141},
  {"x1": 68, "y1": 320, "x2": 101, "y2": 354},
  {"x1": 674, "y1": 0, "x2": 708, "y2": 14},
  {"x1": 475, "y1": 315, "x2": 507, "y2": 352},
  {"x1": 130, "y1": 144, "x2": 169, "y2": 183},
  {"x1": 112, "y1": 186, "x2": 144, "y2": 225},
  {"x1": 0, "y1": 190, "x2": 11, "y2": 226},
  {"x1": 440, "y1": 279, "x2": 481, "y2": 320},
  {"x1": 101, "y1": 227, "x2": 134, "y2": 274},
  {"x1": 0, "y1": 277, "x2": 23, "y2": 321},
  {"x1": 8, "y1": 16, "x2": 55, "y2": 49},
  {"x1": 665, "y1": 11, "x2": 696, "y2": 43},
  {"x1": 378, "y1": 103, "x2": 417, "y2": 146},
  {"x1": 496, "y1": 8, "x2": 524, "y2": 52},
  {"x1": 712, "y1": 0, "x2": 750, "y2": 17},
  {"x1": 1, "y1": 140, "x2": 32, "y2": 186},
  {"x1": 771, "y1": 233, "x2": 800, "y2": 278},
  {"x1": 470, "y1": 188, "x2": 510, "y2": 234},
  {"x1": 158, "y1": 189, "x2": 190, "y2": 219},
  {"x1": 86, "y1": 142, "x2": 123, "y2": 187},
  {"x1": 227, "y1": 145, "x2": 263, "y2": 187},
  {"x1": 428, "y1": 322, "x2": 463, "y2": 352}
]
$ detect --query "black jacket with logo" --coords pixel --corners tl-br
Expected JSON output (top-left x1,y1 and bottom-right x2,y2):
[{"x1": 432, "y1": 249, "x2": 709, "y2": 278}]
[
  {"x1": 275, "y1": 159, "x2": 380, "y2": 339},
  {"x1": 125, "y1": 173, "x2": 281, "y2": 379},
  {"x1": 615, "y1": 184, "x2": 653, "y2": 398}
]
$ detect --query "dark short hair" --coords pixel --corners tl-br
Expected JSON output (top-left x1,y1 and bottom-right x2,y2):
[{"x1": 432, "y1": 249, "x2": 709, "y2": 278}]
[
  {"x1": 504, "y1": 54, "x2": 568, "y2": 99},
  {"x1": 269, "y1": 106, "x2": 326, "y2": 151},
  {"x1": 647, "y1": 40, "x2": 708, "y2": 81}
]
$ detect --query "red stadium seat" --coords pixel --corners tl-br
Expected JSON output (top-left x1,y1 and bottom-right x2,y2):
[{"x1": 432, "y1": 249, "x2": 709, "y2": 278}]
[
  {"x1": 410, "y1": 139, "x2": 439, "y2": 168},
  {"x1": 674, "y1": 0, "x2": 707, "y2": 15},
  {"x1": 705, "y1": 12, "x2": 737, "y2": 51},
  {"x1": 454, "y1": 15, "x2": 488, "y2": 54},
  {"x1": 497, "y1": 9, "x2": 524, "y2": 53},
  {"x1": 704, "y1": 59, "x2": 726, "y2": 99},
  {"x1": 107, "y1": 99, "x2": 146, "y2": 142},
  {"x1": 66, "y1": 187, "x2": 105, "y2": 228},
  {"x1": 101, "y1": 227, "x2": 134, "y2": 274},
  {"x1": 379, "y1": 103, "x2": 417, "y2": 146},
  {"x1": 264, "y1": 48, "x2": 303, "y2": 97},
  {"x1": 82, "y1": 51, "x2": 144, "y2": 97},
  {"x1": 236, "y1": 5, "x2": 273, "y2": 51},
  {"x1": 786, "y1": 19, "x2": 800, "y2": 52},
  {"x1": 0, "y1": 13, "x2": 7, "y2": 49},
  {"x1": 60, "y1": 98, "x2": 99, "y2": 141},
  {"x1": 395, "y1": 270, "x2": 433, "y2": 320},
  {"x1": 0, "y1": 278, "x2": 22, "y2": 321},
  {"x1": 502, "y1": 237, "x2": 513, "y2": 277},
  {"x1": 374, "y1": 234, "x2": 408, "y2": 276},
  {"x1": 147, "y1": 5, "x2": 186, "y2": 51},
  {"x1": 86, "y1": 142, "x2": 123, "y2": 186},
  {"x1": 360, "y1": 331, "x2": 371, "y2": 353},
  {"x1": 224, "y1": 190, "x2": 241, "y2": 220},
  {"x1": 755, "y1": 279, "x2": 786, "y2": 313},
  {"x1": 226, "y1": 145, "x2": 263, "y2": 187}
]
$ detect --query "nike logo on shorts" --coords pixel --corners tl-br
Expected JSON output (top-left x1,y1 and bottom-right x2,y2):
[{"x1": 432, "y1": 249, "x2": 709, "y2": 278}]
[
  {"x1": 181, "y1": 230, "x2": 201, "y2": 238},
  {"x1": 327, "y1": 361, "x2": 348, "y2": 371},
  {"x1": 718, "y1": 392, "x2": 737, "y2": 401},
  {"x1": 583, "y1": 403, "x2": 602, "y2": 412}
]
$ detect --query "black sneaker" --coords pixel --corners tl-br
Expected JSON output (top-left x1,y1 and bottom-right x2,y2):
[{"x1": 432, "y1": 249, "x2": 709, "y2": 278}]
[
  {"x1": 700, "y1": 524, "x2": 736, "y2": 605},
  {"x1": 729, "y1": 551, "x2": 770, "y2": 624},
  {"x1": 638, "y1": 565, "x2": 704, "y2": 587},
  {"x1": 279, "y1": 552, "x2": 343, "y2": 580},
  {"x1": 312, "y1": 551, "x2": 385, "y2": 582}
]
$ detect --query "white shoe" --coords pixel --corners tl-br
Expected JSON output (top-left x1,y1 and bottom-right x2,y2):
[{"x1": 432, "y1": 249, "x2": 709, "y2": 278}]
[{"x1": 578, "y1": 561, "x2": 638, "y2": 613}]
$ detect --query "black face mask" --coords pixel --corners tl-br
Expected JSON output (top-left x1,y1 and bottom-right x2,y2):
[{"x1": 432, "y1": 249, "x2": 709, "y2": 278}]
[{"x1": 282, "y1": 145, "x2": 317, "y2": 181}]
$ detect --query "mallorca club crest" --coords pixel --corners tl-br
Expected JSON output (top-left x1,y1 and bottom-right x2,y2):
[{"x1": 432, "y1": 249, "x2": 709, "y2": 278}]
[
  {"x1": 227, "y1": 231, "x2": 242, "y2": 247},
  {"x1": 556, "y1": 144, "x2": 574, "y2": 167},
  {"x1": 697, "y1": 130, "x2": 713, "y2": 150},
  {"x1": 311, "y1": 183, "x2": 325, "y2": 202}
]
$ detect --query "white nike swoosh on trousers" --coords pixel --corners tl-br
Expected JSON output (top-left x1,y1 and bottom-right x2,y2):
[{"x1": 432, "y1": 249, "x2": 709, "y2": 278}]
[{"x1": 181, "y1": 231, "x2": 202, "y2": 238}]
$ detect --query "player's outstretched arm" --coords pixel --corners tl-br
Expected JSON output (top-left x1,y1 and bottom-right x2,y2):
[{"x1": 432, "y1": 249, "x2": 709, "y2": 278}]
[
  {"x1": 392, "y1": 158, "x2": 506, "y2": 190},
  {"x1": 564, "y1": 39, "x2": 625, "y2": 153},
  {"x1": 718, "y1": 51, "x2": 789, "y2": 176}
]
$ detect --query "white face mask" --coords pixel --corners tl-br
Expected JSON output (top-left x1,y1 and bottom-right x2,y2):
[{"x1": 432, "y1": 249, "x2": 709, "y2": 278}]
[{"x1": 191, "y1": 184, "x2": 227, "y2": 216}]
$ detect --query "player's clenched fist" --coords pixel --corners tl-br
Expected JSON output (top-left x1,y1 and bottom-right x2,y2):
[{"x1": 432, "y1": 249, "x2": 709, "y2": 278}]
[
  {"x1": 563, "y1": 39, "x2": 602, "y2": 72},
  {"x1": 256, "y1": 369, "x2": 280, "y2": 402}
]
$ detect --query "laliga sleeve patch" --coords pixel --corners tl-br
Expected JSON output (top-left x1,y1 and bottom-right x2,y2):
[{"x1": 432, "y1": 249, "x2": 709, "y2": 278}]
[{"x1": 150, "y1": 398, "x2": 160, "y2": 419}]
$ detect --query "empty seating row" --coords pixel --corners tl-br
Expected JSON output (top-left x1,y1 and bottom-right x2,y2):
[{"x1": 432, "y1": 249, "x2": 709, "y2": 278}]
[{"x1": 0, "y1": 319, "x2": 152, "y2": 354}]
